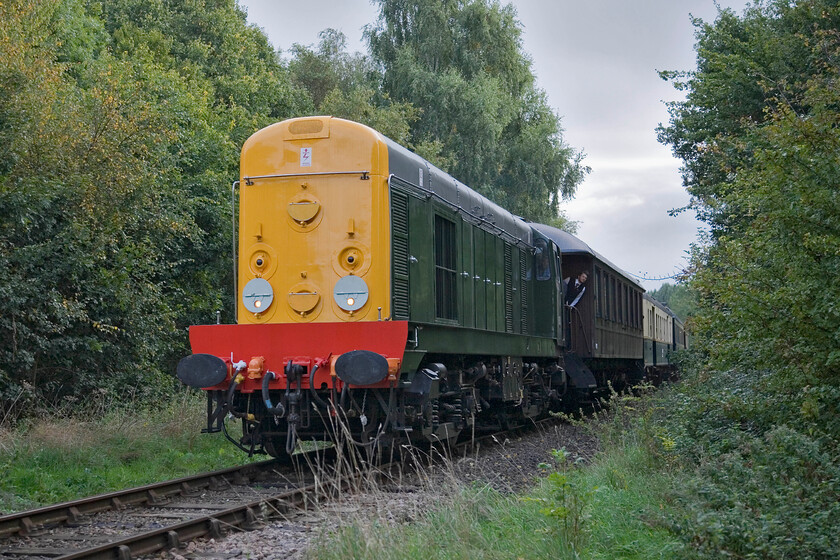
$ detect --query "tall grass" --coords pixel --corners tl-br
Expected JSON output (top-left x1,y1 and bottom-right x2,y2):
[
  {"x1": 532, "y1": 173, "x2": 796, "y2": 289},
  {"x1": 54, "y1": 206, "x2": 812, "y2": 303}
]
[
  {"x1": 310, "y1": 388, "x2": 686, "y2": 560},
  {"x1": 0, "y1": 390, "x2": 253, "y2": 513}
]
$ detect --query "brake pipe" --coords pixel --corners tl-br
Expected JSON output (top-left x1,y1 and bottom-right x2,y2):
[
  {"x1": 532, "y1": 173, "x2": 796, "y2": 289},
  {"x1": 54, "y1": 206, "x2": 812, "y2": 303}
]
[
  {"x1": 262, "y1": 371, "x2": 285, "y2": 417},
  {"x1": 308, "y1": 364, "x2": 329, "y2": 409}
]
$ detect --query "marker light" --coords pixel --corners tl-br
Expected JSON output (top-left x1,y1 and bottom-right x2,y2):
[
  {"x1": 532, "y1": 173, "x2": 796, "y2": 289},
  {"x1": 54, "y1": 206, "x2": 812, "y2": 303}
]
[
  {"x1": 242, "y1": 278, "x2": 274, "y2": 313},
  {"x1": 334, "y1": 275, "x2": 368, "y2": 312}
]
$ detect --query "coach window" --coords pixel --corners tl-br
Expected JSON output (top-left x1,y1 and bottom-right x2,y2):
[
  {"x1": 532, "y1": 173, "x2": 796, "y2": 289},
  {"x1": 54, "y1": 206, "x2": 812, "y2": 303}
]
[
  {"x1": 611, "y1": 277, "x2": 617, "y2": 322},
  {"x1": 636, "y1": 293, "x2": 641, "y2": 329},
  {"x1": 595, "y1": 268, "x2": 602, "y2": 318},
  {"x1": 619, "y1": 283, "x2": 624, "y2": 325},
  {"x1": 615, "y1": 282, "x2": 620, "y2": 324},
  {"x1": 623, "y1": 285, "x2": 629, "y2": 325},
  {"x1": 619, "y1": 283, "x2": 625, "y2": 325},
  {"x1": 604, "y1": 274, "x2": 610, "y2": 321},
  {"x1": 605, "y1": 275, "x2": 611, "y2": 321},
  {"x1": 434, "y1": 215, "x2": 458, "y2": 320}
]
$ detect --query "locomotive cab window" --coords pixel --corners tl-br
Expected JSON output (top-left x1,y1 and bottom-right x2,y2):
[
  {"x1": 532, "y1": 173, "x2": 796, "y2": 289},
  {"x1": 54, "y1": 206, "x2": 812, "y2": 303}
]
[
  {"x1": 434, "y1": 215, "x2": 458, "y2": 320},
  {"x1": 535, "y1": 238, "x2": 551, "y2": 281}
]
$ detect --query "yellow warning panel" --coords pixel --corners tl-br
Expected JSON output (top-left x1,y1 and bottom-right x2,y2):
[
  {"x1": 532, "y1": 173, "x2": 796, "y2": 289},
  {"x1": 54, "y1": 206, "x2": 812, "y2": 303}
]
[{"x1": 237, "y1": 117, "x2": 391, "y2": 324}]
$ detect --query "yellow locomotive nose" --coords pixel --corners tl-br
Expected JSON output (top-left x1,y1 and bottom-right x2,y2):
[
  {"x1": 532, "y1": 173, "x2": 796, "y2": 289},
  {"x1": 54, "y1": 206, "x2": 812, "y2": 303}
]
[{"x1": 237, "y1": 117, "x2": 390, "y2": 325}]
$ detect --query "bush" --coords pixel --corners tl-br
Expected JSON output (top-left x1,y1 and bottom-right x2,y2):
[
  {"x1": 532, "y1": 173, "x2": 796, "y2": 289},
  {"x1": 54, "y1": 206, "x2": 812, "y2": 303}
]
[{"x1": 652, "y1": 364, "x2": 840, "y2": 559}]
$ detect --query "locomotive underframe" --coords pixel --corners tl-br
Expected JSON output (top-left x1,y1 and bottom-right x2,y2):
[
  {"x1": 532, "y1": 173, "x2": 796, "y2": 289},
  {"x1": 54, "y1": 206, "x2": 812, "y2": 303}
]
[{"x1": 202, "y1": 353, "x2": 570, "y2": 459}]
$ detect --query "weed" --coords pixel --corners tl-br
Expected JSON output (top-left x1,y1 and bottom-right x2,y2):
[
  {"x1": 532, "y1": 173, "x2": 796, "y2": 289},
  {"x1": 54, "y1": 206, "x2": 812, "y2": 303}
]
[{"x1": 0, "y1": 391, "x2": 254, "y2": 512}]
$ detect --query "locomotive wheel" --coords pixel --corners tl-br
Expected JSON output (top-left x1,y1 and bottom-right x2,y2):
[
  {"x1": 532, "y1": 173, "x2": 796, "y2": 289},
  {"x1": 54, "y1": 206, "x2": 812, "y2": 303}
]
[{"x1": 263, "y1": 437, "x2": 296, "y2": 465}]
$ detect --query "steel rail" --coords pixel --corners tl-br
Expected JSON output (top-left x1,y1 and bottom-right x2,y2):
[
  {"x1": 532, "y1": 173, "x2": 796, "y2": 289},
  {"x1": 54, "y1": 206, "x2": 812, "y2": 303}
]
[
  {"x1": 0, "y1": 460, "x2": 278, "y2": 539},
  {"x1": 55, "y1": 479, "x2": 325, "y2": 560},
  {"x1": 2, "y1": 416, "x2": 567, "y2": 559},
  {"x1": 60, "y1": 421, "x2": 553, "y2": 559}
]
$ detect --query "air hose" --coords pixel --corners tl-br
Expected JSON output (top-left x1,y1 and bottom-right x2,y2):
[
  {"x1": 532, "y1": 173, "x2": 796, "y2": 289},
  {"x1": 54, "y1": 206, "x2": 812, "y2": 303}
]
[
  {"x1": 308, "y1": 364, "x2": 329, "y2": 409},
  {"x1": 262, "y1": 371, "x2": 285, "y2": 417}
]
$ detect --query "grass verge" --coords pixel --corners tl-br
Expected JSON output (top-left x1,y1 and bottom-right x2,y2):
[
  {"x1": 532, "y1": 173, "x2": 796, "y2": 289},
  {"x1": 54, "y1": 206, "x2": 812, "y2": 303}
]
[
  {"x1": 311, "y1": 392, "x2": 686, "y2": 560},
  {"x1": 0, "y1": 390, "x2": 254, "y2": 513}
]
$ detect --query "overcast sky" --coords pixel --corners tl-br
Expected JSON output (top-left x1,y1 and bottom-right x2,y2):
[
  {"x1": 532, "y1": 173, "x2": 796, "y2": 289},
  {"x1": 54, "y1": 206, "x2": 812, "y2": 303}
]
[{"x1": 238, "y1": 0, "x2": 749, "y2": 290}]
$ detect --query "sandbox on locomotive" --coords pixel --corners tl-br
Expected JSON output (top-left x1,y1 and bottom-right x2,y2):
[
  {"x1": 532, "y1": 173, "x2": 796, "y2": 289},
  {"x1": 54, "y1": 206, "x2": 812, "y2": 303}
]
[{"x1": 177, "y1": 117, "x2": 684, "y2": 459}]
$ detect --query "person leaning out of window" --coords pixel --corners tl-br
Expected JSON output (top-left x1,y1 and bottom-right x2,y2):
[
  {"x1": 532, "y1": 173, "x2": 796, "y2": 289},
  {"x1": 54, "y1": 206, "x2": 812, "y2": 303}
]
[{"x1": 563, "y1": 271, "x2": 588, "y2": 308}]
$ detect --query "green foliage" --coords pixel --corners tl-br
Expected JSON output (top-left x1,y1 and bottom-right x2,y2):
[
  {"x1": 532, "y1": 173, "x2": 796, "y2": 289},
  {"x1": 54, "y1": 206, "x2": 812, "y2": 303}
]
[
  {"x1": 685, "y1": 424, "x2": 840, "y2": 559},
  {"x1": 312, "y1": 484, "x2": 563, "y2": 560},
  {"x1": 366, "y1": 0, "x2": 588, "y2": 223},
  {"x1": 288, "y1": 28, "x2": 371, "y2": 110},
  {"x1": 529, "y1": 448, "x2": 593, "y2": 553},
  {"x1": 649, "y1": 363, "x2": 840, "y2": 559},
  {"x1": 312, "y1": 431, "x2": 684, "y2": 560},
  {"x1": 658, "y1": 1, "x2": 840, "y2": 232},
  {"x1": 0, "y1": 0, "x2": 588, "y2": 419},
  {"x1": 660, "y1": 1, "x2": 840, "y2": 384},
  {"x1": 288, "y1": 29, "x2": 420, "y2": 145},
  {"x1": 0, "y1": 0, "x2": 306, "y2": 413}
]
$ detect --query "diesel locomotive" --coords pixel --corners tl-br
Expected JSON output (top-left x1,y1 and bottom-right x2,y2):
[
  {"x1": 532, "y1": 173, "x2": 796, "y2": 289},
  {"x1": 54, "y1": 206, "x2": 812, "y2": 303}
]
[{"x1": 176, "y1": 116, "x2": 686, "y2": 459}]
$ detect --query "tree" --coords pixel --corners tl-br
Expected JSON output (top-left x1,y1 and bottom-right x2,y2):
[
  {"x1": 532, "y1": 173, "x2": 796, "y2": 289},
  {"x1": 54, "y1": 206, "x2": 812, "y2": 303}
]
[
  {"x1": 648, "y1": 282, "x2": 696, "y2": 321},
  {"x1": 657, "y1": 1, "x2": 840, "y2": 235},
  {"x1": 0, "y1": 0, "x2": 309, "y2": 413},
  {"x1": 366, "y1": 0, "x2": 587, "y2": 223},
  {"x1": 288, "y1": 29, "x2": 420, "y2": 145},
  {"x1": 659, "y1": 1, "x2": 840, "y2": 384}
]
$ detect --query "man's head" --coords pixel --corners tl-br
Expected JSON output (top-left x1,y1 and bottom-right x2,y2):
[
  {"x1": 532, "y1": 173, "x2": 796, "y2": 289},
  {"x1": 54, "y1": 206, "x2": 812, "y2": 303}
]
[{"x1": 577, "y1": 271, "x2": 588, "y2": 284}]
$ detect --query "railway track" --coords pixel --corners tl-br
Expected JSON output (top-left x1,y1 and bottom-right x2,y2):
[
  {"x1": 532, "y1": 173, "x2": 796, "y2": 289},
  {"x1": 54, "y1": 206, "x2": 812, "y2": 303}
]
[
  {"x1": 0, "y1": 417, "x2": 573, "y2": 560},
  {"x1": 0, "y1": 457, "x2": 331, "y2": 559}
]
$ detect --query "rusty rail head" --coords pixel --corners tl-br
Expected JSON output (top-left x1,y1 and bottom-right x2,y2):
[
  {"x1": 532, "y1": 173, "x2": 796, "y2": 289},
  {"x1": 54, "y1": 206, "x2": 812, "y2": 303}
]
[{"x1": 0, "y1": 459, "x2": 277, "y2": 539}]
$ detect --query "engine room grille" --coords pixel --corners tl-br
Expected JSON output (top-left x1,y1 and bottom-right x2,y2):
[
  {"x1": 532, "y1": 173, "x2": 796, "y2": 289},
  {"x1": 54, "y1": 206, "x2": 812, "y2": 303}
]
[
  {"x1": 520, "y1": 253, "x2": 528, "y2": 332},
  {"x1": 504, "y1": 244, "x2": 513, "y2": 333},
  {"x1": 391, "y1": 190, "x2": 410, "y2": 319}
]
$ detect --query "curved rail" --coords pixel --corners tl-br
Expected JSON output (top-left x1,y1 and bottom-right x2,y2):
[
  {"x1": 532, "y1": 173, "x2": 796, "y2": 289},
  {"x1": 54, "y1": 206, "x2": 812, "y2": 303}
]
[
  {"x1": 0, "y1": 460, "x2": 278, "y2": 539},
  {"x1": 1, "y1": 416, "x2": 568, "y2": 559}
]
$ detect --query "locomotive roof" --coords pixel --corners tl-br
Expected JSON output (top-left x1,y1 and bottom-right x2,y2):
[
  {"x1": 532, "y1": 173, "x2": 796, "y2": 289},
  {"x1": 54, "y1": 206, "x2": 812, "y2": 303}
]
[
  {"x1": 382, "y1": 136, "x2": 533, "y2": 249},
  {"x1": 531, "y1": 223, "x2": 642, "y2": 288}
]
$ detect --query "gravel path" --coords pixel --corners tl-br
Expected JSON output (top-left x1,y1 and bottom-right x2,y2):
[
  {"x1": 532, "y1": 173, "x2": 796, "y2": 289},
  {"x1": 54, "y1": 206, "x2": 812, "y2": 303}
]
[{"x1": 154, "y1": 420, "x2": 599, "y2": 560}]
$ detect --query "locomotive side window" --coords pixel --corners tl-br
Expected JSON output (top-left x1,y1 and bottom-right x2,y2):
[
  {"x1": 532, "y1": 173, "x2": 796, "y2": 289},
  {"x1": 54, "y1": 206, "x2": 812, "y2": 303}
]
[
  {"x1": 535, "y1": 238, "x2": 550, "y2": 281},
  {"x1": 434, "y1": 215, "x2": 458, "y2": 320}
]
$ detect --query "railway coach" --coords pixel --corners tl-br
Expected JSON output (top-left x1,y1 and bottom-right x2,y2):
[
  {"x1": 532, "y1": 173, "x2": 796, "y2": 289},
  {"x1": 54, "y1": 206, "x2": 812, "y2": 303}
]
[
  {"x1": 643, "y1": 294, "x2": 686, "y2": 381},
  {"x1": 532, "y1": 224, "x2": 647, "y2": 389}
]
